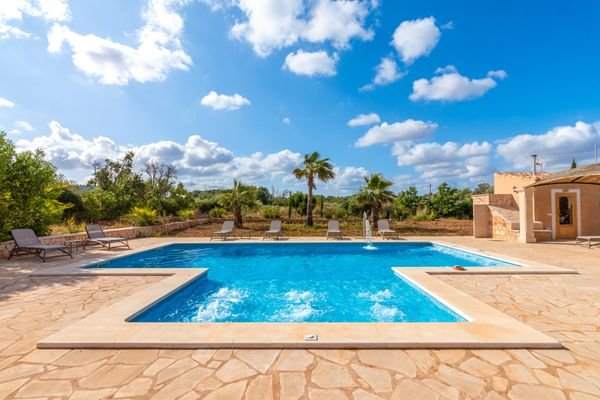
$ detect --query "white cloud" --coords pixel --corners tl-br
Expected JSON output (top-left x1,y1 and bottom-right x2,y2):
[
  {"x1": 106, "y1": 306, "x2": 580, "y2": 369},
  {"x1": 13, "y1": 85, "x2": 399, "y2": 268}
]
[
  {"x1": 302, "y1": 0, "x2": 374, "y2": 48},
  {"x1": 0, "y1": 0, "x2": 70, "y2": 40},
  {"x1": 200, "y1": 91, "x2": 251, "y2": 110},
  {"x1": 9, "y1": 120, "x2": 35, "y2": 134},
  {"x1": 14, "y1": 120, "x2": 307, "y2": 189},
  {"x1": 393, "y1": 141, "x2": 492, "y2": 181},
  {"x1": 440, "y1": 21, "x2": 454, "y2": 30},
  {"x1": 355, "y1": 119, "x2": 437, "y2": 147},
  {"x1": 496, "y1": 121, "x2": 600, "y2": 170},
  {"x1": 410, "y1": 66, "x2": 507, "y2": 102},
  {"x1": 222, "y1": 0, "x2": 375, "y2": 57},
  {"x1": 392, "y1": 17, "x2": 440, "y2": 64},
  {"x1": 322, "y1": 166, "x2": 369, "y2": 193},
  {"x1": 283, "y1": 117, "x2": 291, "y2": 124},
  {"x1": 16, "y1": 120, "x2": 122, "y2": 169},
  {"x1": 15, "y1": 120, "x2": 34, "y2": 131},
  {"x1": 283, "y1": 50, "x2": 338, "y2": 77},
  {"x1": 347, "y1": 113, "x2": 380, "y2": 127},
  {"x1": 0, "y1": 97, "x2": 15, "y2": 108},
  {"x1": 361, "y1": 57, "x2": 404, "y2": 91},
  {"x1": 47, "y1": 0, "x2": 192, "y2": 85}
]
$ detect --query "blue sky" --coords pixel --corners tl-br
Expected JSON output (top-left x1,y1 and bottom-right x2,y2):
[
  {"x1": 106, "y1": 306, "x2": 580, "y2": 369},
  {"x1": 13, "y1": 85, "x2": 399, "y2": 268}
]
[{"x1": 1, "y1": 0, "x2": 600, "y2": 194}]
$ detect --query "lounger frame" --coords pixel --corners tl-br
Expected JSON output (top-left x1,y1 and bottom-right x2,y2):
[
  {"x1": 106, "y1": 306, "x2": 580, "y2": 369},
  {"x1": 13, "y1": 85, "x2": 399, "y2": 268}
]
[
  {"x1": 7, "y1": 229, "x2": 72, "y2": 262},
  {"x1": 210, "y1": 221, "x2": 235, "y2": 241},
  {"x1": 377, "y1": 220, "x2": 400, "y2": 240},
  {"x1": 575, "y1": 236, "x2": 600, "y2": 248},
  {"x1": 85, "y1": 224, "x2": 130, "y2": 250},
  {"x1": 263, "y1": 220, "x2": 282, "y2": 240},
  {"x1": 326, "y1": 220, "x2": 343, "y2": 240}
]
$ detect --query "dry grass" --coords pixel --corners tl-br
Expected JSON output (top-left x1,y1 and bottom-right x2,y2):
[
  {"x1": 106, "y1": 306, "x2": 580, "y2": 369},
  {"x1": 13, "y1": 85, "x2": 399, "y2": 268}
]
[{"x1": 176, "y1": 218, "x2": 473, "y2": 238}]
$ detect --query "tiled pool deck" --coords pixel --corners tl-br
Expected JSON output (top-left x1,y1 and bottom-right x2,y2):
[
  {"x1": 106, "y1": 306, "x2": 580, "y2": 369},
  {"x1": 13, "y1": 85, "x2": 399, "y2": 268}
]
[{"x1": 0, "y1": 236, "x2": 599, "y2": 399}]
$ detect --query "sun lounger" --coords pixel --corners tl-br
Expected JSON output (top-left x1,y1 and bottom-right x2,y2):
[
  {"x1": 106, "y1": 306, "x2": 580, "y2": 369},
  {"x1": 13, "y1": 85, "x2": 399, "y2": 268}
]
[
  {"x1": 326, "y1": 220, "x2": 342, "y2": 239},
  {"x1": 264, "y1": 220, "x2": 282, "y2": 240},
  {"x1": 211, "y1": 220, "x2": 235, "y2": 241},
  {"x1": 7, "y1": 229, "x2": 72, "y2": 262},
  {"x1": 576, "y1": 236, "x2": 600, "y2": 248},
  {"x1": 85, "y1": 224, "x2": 130, "y2": 250},
  {"x1": 377, "y1": 219, "x2": 399, "y2": 240}
]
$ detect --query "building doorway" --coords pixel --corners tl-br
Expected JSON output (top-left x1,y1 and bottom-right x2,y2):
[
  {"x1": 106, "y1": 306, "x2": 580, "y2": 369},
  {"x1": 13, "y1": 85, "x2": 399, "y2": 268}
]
[{"x1": 554, "y1": 192, "x2": 578, "y2": 239}]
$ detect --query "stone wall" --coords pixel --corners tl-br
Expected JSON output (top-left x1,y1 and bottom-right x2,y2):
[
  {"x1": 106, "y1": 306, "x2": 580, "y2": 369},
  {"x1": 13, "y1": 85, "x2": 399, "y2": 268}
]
[
  {"x1": 0, "y1": 219, "x2": 209, "y2": 259},
  {"x1": 492, "y1": 215, "x2": 519, "y2": 241},
  {"x1": 472, "y1": 194, "x2": 518, "y2": 238}
]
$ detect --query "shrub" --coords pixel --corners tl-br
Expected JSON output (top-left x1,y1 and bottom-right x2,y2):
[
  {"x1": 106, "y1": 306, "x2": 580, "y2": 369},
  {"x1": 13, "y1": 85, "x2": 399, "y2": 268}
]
[
  {"x1": 176, "y1": 209, "x2": 196, "y2": 220},
  {"x1": 81, "y1": 189, "x2": 119, "y2": 221},
  {"x1": 64, "y1": 216, "x2": 85, "y2": 233},
  {"x1": 208, "y1": 207, "x2": 227, "y2": 218},
  {"x1": 126, "y1": 207, "x2": 159, "y2": 226},
  {"x1": 334, "y1": 209, "x2": 347, "y2": 219},
  {"x1": 262, "y1": 205, "x2": 282, "y2": 219},
  {"x1": 323, "y1": 210, "x2": 334, "y2": 219},
  {"x1": 196, "y1": 198, "x2": 220, "y2": 214}
]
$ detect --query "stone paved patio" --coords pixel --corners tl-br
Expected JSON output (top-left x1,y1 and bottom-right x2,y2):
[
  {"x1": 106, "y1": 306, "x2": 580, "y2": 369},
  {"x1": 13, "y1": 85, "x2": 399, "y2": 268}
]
[{"x1": 0, "y1": 237, "x2": 599, "y2": 399}]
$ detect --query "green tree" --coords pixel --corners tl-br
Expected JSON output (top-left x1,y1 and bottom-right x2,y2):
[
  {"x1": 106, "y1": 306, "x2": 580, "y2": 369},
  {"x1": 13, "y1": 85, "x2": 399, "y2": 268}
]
[
  {"x1": 142, "y1": 162, "x2": 192, "y2": 215},
  {"x1": 393, "y1": 186, "x2": 420, "y2": 219},
  {"x1": 86, "y1": 152, "x2": 145, "y2": 219},
  {"x1": 0, "y1": 132, "x2": 67, "y2": 240},
  {"x1": 571, "y1": 158, "x2": 577, "y2": 169},
  {"x1": 81, "y1": 189, "x2": 118, "y2": 221},
  {"x1": 58, "y1": 184, "x2": 85, "y2": 220},
  {"x1": 219, "y1": 180, "x2": 257, "y2": 228},
  {"x1": 317, "y1": 195, "x2": 324, "y2": 218},
  {"x1": 255, "y1": 186, "x2": 272, "y2": 205},
  {"x1": 472, "y1": 182, "x2": 494, "y2": 195},
  {"x1": 356, "y1": 173, "x2": 395, "y2": 225},
  {"x1": 429, "y1": 183, "x2": 473, "y2": 219},
  {"x1": 293, "y1": 152, "x2": 335, "y2": 226},
  {"x1": 288, "y1": 192, "x2": 314, "y2": 217}
]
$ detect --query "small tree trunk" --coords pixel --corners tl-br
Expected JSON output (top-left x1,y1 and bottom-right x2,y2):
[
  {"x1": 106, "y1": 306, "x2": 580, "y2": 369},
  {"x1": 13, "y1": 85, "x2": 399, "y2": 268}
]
[
  {"x1": 234, "y1": 207, "x2": 243, "y2": 229},
  {"x1": 306, "y1": 176, "x2": 314, "y2": 227},
  {"x1": 372, "y1": 204, "x2": 380, "y2": 226}
]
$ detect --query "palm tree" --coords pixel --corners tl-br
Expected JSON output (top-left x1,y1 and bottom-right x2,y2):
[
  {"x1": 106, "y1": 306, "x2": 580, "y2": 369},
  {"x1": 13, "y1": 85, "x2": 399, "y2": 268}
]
[
  {"x1": 357, "y1": 173, "x2": 395, "y2": 225},
  {"x1": 293, "y1": 152, "x2": 336, "y2": 226},
  {"x1": 219, "y1": 179, "x2": 257, "y2": 228}
]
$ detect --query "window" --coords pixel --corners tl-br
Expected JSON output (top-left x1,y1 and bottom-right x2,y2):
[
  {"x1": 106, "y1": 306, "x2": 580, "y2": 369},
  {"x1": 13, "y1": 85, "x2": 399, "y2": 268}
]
[{"x1": 558, "y1": 196, "x2": 573, "y2": 225}]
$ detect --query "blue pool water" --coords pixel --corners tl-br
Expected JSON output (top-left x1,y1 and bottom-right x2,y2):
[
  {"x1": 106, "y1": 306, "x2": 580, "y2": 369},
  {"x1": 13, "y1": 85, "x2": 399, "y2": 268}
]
[{"x1": 88, "y1": 242, "x2": 516, "y2": 323}]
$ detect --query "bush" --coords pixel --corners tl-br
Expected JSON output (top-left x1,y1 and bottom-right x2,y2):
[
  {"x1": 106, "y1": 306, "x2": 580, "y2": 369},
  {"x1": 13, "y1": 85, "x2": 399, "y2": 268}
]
[
  {"x1": 176, "y1": 209, "x2": 196, "y2": 220},
  {"x1": 334, "y1": 209, "x2": 347, "y2": 219},
  {"x1": 323, "y1": 210, "x2": 333, "y2": 219},
  {"x1": 196, "y1": 198, "x2": 220, "y2": 214},
  {"x1": 81, "y1": 189, "x2": 119, "y2": 221},
  {"x1": 262, "y1": 205, "x2": 282, "y2": 219},
  {"x1": 64, "y1": 216, "x2": 85, "y2": 233},
  {"x1": 126, "y1": 207, "x2": 159, "y2": 226},
  {"x1": 208, "y1": 207, "x2": 227, "y2": 218}
]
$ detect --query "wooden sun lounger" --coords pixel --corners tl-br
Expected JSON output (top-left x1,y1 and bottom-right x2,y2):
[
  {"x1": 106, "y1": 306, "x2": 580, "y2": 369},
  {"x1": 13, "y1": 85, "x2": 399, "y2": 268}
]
[
  {"x1": 264, "y1": 220, "x2": 282, "y2": 240},
  {"x1": 326, "y1": 220, "x2": 342, "y2": 239},
  {"x1": 85, "y1": 224, "x2": 130, "y2": 250},
  {"x1": 576, "y1": 236, "x2": 600, "y2": 248},
  {"x1": 377, "y1": 220, "x2": 400, "y2": 240},
  {"x1": 211, "y1": 221, "x2": 235, "y2": 241},
  {"x1": 8, "y1": 229, "x2": 72, "y2": 262}
]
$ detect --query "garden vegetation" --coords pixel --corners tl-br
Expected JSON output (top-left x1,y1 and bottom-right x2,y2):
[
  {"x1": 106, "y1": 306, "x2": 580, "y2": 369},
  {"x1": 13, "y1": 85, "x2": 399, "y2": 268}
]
[{"x1": 0, "y1": 133, "x2": 492, "y2": 241}]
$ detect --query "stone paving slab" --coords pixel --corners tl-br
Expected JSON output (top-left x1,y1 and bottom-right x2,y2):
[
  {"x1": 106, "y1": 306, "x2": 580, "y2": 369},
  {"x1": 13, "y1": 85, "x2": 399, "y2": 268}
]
[{"x1": 0, "y1": 237, "x2": 598, "y2": 399}]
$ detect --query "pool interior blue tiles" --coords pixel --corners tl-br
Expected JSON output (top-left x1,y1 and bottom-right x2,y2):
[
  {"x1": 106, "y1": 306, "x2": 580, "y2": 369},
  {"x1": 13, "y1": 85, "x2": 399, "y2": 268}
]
[{"x1": 86, "y1": 242, "x2": 518, "y2": 324}]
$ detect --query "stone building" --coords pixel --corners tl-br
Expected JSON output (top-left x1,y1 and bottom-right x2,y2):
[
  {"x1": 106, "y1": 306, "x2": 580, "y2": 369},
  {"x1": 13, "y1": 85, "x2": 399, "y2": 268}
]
[{"x1": 473, "y1": 164, "x2": 600, "y2": 242}]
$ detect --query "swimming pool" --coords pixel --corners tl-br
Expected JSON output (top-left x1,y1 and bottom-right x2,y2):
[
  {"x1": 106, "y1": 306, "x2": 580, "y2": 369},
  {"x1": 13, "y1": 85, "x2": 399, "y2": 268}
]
[{"x1": 88, "y1": 242, "x2": 517, "y2": 323}]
